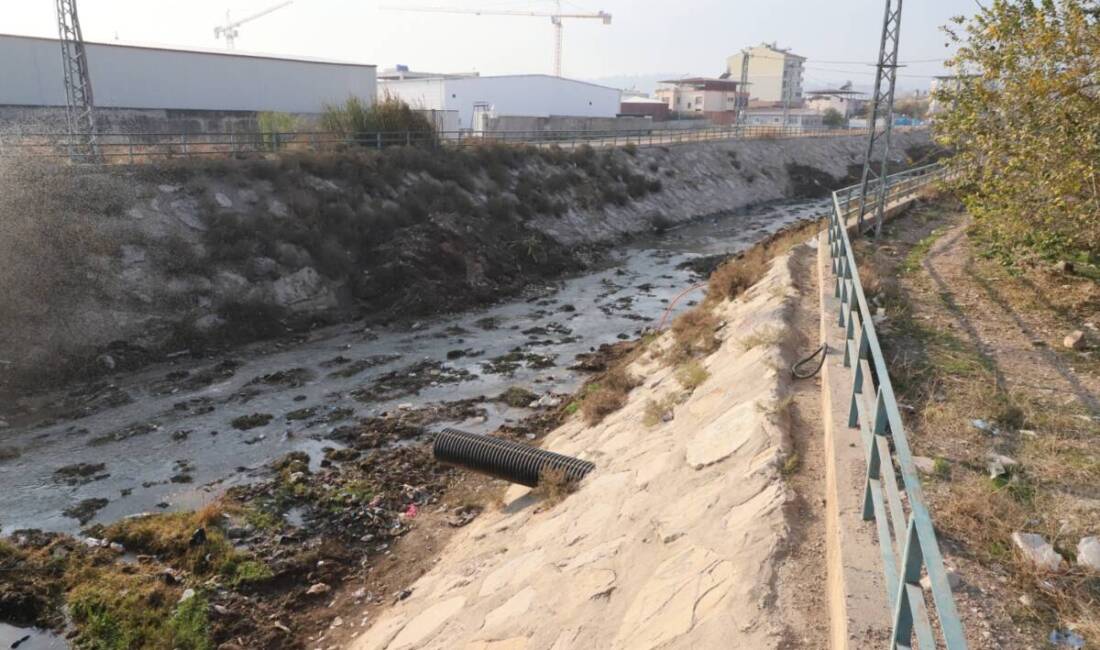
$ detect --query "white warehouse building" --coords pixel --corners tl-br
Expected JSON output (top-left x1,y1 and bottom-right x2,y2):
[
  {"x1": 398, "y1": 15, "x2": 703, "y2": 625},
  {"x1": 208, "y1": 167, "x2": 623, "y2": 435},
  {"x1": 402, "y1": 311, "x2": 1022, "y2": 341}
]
[
  {"x1": 379, "y1": 74, "x2": 622, "y2": 131},
  {"x1": 0, "y1": 33, "x2": 376, "y2": 131}
]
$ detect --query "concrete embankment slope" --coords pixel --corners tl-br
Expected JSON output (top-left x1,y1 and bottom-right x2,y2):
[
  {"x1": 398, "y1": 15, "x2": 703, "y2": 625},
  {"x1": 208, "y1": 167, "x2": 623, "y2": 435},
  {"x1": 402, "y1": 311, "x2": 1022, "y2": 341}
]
[
  {"x1": 353, "y1": 250, "x2": 808, "y2": 650},
  {"x1": 0, "y1": 130, "x2": 929, "y2": 391}
]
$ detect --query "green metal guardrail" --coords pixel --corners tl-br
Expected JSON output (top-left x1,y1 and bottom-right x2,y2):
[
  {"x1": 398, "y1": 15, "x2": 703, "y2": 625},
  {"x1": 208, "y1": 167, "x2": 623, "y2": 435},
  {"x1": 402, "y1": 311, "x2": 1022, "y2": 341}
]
[
  {"x1": 0, "y1": 124, "x2": 923, "y2": 165},
  {"x1": 826, "y1": 163, "x2": 967, "y2": 650}
]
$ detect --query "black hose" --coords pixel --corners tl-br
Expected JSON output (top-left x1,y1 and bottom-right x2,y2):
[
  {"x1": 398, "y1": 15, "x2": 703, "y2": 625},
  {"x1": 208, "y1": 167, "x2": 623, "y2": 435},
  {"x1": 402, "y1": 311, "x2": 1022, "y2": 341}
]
[
  {"x1": 792, "y1": 343, "x2": 827, "y2": 379},
  {"x1": 433, "y1": 428, "x2": 595, "y2": 488}
]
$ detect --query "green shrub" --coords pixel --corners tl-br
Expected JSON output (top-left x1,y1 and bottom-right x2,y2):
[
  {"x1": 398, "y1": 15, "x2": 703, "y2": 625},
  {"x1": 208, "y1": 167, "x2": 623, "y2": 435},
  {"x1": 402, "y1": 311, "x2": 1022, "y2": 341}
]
[
  {"x1": 937, "y1": 0, "x2": 1100, "y2": 260},
  {"x1": 321, "y1": 95, "x2": 436, "y2": 147}
]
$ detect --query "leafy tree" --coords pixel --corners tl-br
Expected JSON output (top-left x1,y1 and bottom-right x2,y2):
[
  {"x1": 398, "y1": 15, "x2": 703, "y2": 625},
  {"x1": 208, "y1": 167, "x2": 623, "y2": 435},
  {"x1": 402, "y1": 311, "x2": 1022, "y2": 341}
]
[
  {"x1": 935, "y1": 0, "x2": 1100, "y2": 260},
  {"x1": 822, "y1": 107, "x2": 846, "y2": 129},
  {"x1": 321, "y1": 94, "x2": 436, "y2": 147}
]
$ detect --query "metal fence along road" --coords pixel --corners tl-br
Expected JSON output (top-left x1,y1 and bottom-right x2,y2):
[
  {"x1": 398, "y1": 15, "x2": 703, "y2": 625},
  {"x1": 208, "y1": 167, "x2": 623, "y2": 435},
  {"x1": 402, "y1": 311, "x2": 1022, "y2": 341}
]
[
  {"x1": 826, "y1": 162, "x2": 966, "y2": 649},
  {"x1": 0, "y1": 124, "x2": 924, "y2": 165}
]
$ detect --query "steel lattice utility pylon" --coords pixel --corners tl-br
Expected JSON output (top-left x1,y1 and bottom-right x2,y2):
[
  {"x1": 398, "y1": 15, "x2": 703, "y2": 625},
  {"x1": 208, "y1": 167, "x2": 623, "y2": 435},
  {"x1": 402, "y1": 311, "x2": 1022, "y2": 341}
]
[
  {"x1": 855, "y1": 0, "x2": 903, "y2": 237},
  {"x1": 736, "y1": 49, "x2": 751, "y2": 125},
  {"x1": 56, "y1": 0, "x2": 99, "y2": 162}
]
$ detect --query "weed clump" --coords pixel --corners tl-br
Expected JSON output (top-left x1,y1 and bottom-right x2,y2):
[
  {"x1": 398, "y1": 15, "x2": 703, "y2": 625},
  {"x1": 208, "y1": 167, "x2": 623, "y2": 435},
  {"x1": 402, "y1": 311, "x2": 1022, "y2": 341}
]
[
  {"x1": 740, "y1": 326, "x2": 784, "y2": 351},
  {"x1": 666, "y1": 307, "x2": 721, "y2": 364},
  {"x1": 532, "y1": 465, "x2": 579, "y2": 506},
  {"x1": 579, "y1": 366, "x2": 639, "y2": 425},
  {"x1": 675, "y1": 360, "x2": 709, "y2": 391},
  {"x1": 498, "y1": 386, "x2": 539, "y2": 408},
  {"x1": 230, "y1": 413, "x2": 273, "y2": 431},
  {"x1": 708, "y1": 250, "x2": 767, "y2": 303}
]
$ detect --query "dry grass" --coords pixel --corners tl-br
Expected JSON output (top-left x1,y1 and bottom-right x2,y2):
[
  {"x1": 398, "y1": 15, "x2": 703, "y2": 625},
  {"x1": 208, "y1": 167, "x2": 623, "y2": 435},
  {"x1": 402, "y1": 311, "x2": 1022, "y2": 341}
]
[
  {"x1": 642, "y1": 394, "x2": 681, "y2": 427},
  {"x1": 740, "y1": 326, "x2": 784, "y2": 351},
  {"x1": 580, "y1": 388, "x2": 627, "y2": 425},
  {"x1": 757, "y1": 394, "x2": 794, "y2": 418},
  {"x1": 708, "y1": 251, "x2": 768, "y2": 303},
  {"x1": 103, "y1": 505, "x2": 232, "y2": 576},
  {"x1": 579, "y1": 366, "x2": 640, "y2": 425},
  {"x1": 532, "y1": 466, "x2": 578, "y2": 506},
  {"x1": 666, "y1": 306, "x2": 721, "y2": 364},
  {"x1": 675, "y1": 360, "x2": 709, "y2": 391},
  {"x1": 705, "y1": 216, "x2": 825, "y2": 305}
]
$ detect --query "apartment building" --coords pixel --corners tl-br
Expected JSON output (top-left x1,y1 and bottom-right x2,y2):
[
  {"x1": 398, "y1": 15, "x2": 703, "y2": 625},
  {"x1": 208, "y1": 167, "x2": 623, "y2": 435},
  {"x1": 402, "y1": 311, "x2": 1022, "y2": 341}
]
[
  {"x1": 726, "y1": 42, "x2": 805, "y2": 104},
  {"x1": 655, "y1": 77, "x2": 745, "y2": 123}
]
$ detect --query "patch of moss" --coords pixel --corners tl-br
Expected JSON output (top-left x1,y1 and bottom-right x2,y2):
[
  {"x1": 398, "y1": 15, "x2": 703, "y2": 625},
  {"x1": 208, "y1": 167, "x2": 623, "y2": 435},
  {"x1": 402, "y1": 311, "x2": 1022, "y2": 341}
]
[
  {"x1": 222, "y1": 558, "x2": 273, "y2": 588},
  {"x1": 230, "y1": 412, "x2": 273, "y2": 431},
  {"x1": 66, "y1": 567, "x2": 208, "y2": 650},
  {"x1": 103, "y1": 509, "x2": 234, "y2": 576},
  {"x1": 168, "y1": 594, "x2": 213, "y2": 650},
  {"x1": 497, "y1": 386, "x2": 539, "y2": 408}
]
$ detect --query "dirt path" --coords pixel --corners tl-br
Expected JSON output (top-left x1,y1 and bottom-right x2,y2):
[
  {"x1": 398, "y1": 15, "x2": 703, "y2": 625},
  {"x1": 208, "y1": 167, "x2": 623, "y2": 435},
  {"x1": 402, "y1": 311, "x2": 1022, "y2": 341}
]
[
  {"x1": 773, "y1": 239, "x2": 829, "y2": 649},
  {"x1": 347, "y1": 250, "x2": 814, "y2": 650},
  {"x1": 920, "y1": 218, "x2": 1100, "y2": 411}
]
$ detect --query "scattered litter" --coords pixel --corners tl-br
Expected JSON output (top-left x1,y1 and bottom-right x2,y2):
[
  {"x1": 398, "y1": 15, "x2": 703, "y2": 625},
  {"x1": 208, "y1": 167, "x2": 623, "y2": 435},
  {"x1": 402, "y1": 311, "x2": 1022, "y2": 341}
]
[
  {"x1": 986, "y1": 453, "x2": 1018, "y2": 479},
  {"x1": 1049, "y1": 629, "x2": 1085, "y2": 648},
  {"x1": 1077, "y1": 536, "x2": 1100, "y2": 571},
  {"x1": 403, "y1": 504, "x2": 419, "y2": 519},
  {"x1": 970, "y1": 419, "x2": 999, "y2": 435},
  {"x1": 1012, "y1": 532, "x2": 1064, "y2": 572}
]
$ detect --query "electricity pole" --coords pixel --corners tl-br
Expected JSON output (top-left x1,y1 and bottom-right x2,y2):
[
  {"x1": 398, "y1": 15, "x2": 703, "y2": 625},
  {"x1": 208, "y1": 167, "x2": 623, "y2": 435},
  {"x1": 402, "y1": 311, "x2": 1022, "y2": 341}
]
[
  {"x1": 737, "y1": 49, "x2": 751, "y2": 125},
  {"x1": 855, "y1": 0, "x2": 903, "y2": 237},
  {"x1": 56, "y1": 0, "x2": 98, "y2": 162}
]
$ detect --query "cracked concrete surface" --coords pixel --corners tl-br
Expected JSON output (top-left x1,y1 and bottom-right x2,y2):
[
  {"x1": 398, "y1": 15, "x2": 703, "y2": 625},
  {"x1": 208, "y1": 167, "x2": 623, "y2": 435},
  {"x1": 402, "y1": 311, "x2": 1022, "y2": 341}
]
[{"x1": 352, "y1": 253, "x2": 801, "y2": 650}]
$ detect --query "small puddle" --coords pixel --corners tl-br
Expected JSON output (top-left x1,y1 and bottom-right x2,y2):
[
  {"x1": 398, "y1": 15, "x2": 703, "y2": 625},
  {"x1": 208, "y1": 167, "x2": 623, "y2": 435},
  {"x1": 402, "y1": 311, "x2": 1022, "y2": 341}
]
[{"x1": 0, "y1": 623, "x2": 67, "y2": 649}]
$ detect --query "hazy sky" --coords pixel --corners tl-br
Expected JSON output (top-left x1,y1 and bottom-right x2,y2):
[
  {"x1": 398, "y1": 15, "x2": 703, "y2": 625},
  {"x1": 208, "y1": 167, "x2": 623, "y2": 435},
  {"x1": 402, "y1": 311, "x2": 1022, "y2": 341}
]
[{"x1": 4, "y1": 0, "x2": 977, "y2": 89}]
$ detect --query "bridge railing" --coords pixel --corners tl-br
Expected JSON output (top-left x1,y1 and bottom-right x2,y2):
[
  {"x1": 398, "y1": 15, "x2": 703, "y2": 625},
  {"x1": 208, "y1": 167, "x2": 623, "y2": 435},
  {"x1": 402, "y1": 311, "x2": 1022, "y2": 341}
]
[
  {"x1": 0, "y1": 124, "x2": 924, "y2": 165},
  {"x1": 826, "y1": 163, "x2": 967, "y2": 649}
]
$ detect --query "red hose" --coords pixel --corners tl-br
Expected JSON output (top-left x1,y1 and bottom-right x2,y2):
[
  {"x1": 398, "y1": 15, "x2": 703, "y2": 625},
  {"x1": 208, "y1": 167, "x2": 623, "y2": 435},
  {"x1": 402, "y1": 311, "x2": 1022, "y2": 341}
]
[{"x1": 657, "y1": 282, "x2": 708, "y2": 331}]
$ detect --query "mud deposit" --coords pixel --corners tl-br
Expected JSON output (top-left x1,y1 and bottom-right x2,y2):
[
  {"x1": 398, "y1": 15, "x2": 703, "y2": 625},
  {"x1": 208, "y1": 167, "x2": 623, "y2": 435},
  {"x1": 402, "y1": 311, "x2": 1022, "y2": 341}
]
[{"x1": 0, "y1": 198, "x2": 825, "y2": 648}]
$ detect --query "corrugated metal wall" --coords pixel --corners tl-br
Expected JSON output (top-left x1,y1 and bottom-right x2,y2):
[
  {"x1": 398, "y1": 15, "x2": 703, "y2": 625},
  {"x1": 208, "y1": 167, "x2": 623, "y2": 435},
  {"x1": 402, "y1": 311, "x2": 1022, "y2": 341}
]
[{"x1": 0, "y1": 34, "x2": 376, "y2": 114}]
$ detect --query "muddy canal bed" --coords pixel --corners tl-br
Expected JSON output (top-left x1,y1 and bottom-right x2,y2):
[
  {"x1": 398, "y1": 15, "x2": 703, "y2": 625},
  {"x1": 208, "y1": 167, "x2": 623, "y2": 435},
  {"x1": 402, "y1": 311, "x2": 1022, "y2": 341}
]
[{"x1": 0, "y1": 199, "x2": 825, "y2": 535}]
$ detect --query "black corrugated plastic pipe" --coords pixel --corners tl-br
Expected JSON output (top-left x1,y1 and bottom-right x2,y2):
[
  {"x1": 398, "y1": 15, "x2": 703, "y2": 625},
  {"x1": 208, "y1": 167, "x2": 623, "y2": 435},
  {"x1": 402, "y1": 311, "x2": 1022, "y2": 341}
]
[{"x1": 433, "y1": 428, "x2": 595, "y2": 488}]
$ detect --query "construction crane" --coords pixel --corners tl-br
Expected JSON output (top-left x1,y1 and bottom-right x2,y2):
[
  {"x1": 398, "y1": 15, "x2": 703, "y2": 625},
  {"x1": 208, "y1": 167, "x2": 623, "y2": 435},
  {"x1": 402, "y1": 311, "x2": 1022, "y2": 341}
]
[
  {"x1": 214, "y1": 1, "x2": 293, "y2": 49},
  {"x1": 55, "y1": 0, "x2": 98, "y2": 161},
  {"x1": 383, "y1": 2, "x2": 611, "y2": 77}
]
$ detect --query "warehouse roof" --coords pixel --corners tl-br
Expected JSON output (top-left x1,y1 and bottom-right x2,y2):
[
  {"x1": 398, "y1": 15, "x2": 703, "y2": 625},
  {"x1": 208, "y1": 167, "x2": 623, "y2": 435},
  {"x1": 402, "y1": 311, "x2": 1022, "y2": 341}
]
[
  {"x1": 380, "y1": 73, "x2": 619, "y2": 92},
  {"x1": 0, "y1": 32, "x2": 376, "y2": 68}
]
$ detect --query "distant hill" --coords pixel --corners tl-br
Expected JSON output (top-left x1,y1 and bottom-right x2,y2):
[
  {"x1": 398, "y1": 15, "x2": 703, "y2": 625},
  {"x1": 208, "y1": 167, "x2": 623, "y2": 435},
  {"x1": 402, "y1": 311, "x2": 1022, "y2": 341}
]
[{"x1": 583, "y1": 73, "x2": 697, "y2": 96}]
